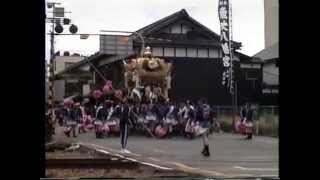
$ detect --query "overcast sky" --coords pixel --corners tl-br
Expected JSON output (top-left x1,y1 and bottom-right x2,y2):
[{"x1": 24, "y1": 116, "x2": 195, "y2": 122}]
[{"x1": 46, "y1": 0, "x2": 264, "y2": 60}]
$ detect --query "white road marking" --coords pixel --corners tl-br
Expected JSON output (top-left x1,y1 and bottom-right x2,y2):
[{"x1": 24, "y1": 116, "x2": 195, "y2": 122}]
[
  {"x1": 124, "y1": 157, "x2": 138, "y2": 162},
  {"x1": 234, "y1": 166, "x2": 278, "y2": 171},
  {"x1": 259, "y1": 175, "x2": 279, "y2": 177},
  {"x1": 120, "y1": 151, "x2": 141, "y2": 157},
  {"x1": 79, "y1": 142, "x2": 172, "y2": 170},
  {"x1": 148, "y1": 157, "x2": 161, "y2": 162},
  {"x1": 79, "y1": 142, "x2": 141, "y2": 156},
  {"x1": 139, "y1": 161, "x2": 173, "y2": 170},
  {"x1": 255, "y1": 139, "x2": 278, "y2": 144},
  {"x1": 113, "y1": 153, "x2": 125, "y2": 158},
  {"x1": 153, "y1": 149, "x2": 166, "y2": 153},
  {"x1": 230, "y1": 174, "x2": 254, "y2": 176},
  {"x1": 96, "y1": 149, "x2": 110, "y2": 154},
  {"x1": 166, "y1": 162, "x2": 225, "y2": 176}
]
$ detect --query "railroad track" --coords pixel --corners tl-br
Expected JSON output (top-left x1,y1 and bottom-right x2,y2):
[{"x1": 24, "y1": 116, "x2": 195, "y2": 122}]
[{"x1": 46, "y1": 158, "x2": 139, "y2": 169}]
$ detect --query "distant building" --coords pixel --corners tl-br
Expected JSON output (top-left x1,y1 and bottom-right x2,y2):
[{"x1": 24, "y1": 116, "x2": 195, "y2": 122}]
[
  {"x1": 254, "y1": 0, "x2": 278, "y2": 105},
  {"x1": 54, "y1": 54, "x2": 85, "y2": 74},
  {"x1": 58, "y1": 9, "x2": 263, "y2": 105},
  {"x1": 53, "y1": 53, "x2": 85, "y2": 102}
]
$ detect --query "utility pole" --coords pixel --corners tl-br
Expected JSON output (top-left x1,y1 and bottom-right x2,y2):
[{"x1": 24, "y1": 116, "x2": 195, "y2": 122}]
[
  {"x1": 46, "y1": 2, "x2": 78, "y2": 141},
  {"x1": 47, "y1": 2, "x2": 60, "y2": 142}
]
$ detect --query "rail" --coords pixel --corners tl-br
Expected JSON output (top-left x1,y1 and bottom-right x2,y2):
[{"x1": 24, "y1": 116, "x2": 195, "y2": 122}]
[
  {"x1": 46, "y1": 158, "x2": 138, "y2": 169},
  {"x1": 40, "y1": 176, "x2": 279, "y2": 180}
]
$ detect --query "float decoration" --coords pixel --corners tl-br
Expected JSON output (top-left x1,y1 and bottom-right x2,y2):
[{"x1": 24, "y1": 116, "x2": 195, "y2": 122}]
[
  {"x1": 124, "y1": 46, "x2": 172, "y2": 100},
  {"x1": 93, "y1": 90, "x2": 103, "y2": 100},
  {"x1": 103, "y1": 80, "x2": 113, "y2": 94}
]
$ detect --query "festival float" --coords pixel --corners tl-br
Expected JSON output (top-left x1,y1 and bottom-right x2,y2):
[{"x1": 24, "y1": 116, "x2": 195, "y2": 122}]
[{"x1": 124, "y1": 46, "x2": 172, "y2": 103}]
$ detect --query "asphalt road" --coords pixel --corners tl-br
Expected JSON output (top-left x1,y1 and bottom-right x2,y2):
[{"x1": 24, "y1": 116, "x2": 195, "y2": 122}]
[{"x1": 53, "y1": 127, "x2": 278, "y2": 178}]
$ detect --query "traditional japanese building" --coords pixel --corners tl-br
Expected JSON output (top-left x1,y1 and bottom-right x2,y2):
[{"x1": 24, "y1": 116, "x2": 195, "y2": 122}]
[
  {"x1": 58, "y1": 9, "x2": 263, "y2": 105},
  {"x1": 253, "y1": 0, "x2": 279, "y2": 105}
]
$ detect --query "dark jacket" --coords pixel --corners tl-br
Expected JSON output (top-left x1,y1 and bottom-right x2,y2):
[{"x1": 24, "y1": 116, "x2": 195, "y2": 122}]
[
  {"x1": 96, "y1": 106, "x2": 108, "y2": 121},
  {"x1": 156, "y1": 104, "x2": 168, "y2": 120},
  {"x1": 188, "y1": 107, "x2": 196, "y2": 119},
  {"x1": 197, "y1": 104, "x2": 210, "y2": 122},
  {"x1": 72, "y1": 107, "x2": 82, "y2": 122},
  {"x1": 120, "y1": 104, "x2": 130, "y2": 124},
  {"x1": 246, "y1": 109, "x2": 254, "y2": 122},
  {"x1": 63, "y1": 108, "x2": 72, "y2": 121},
  {"x1": 240, "y1": 107, "x2": 247, "y2": 120}
]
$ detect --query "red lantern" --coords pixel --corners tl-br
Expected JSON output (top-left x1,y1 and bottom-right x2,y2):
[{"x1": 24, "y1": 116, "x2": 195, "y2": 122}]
[
  {"x1": 114, "y1": 89, "x2": 123, "y2": 99},
  {"x1": 155, "y1": 125, "x2": 167, "y2": 138},
  {"x1": 103, "y1": 83, "x2": 113, "y2": 94},
  {"x1": 93, "y1": 90, "x2": 102, "y2": 99},
  {"x1": 63, "y1": 99, "x2": 74, "y2": 108},
  {"x1": 102, "y1": 124, "x2": 110, "y2": 133},
  {"x1": 106, "y1": 80, "x2": 113, "y2": 87},
  {"x1": 64, "y1": 127, "x2": 71, "y2": 137}
]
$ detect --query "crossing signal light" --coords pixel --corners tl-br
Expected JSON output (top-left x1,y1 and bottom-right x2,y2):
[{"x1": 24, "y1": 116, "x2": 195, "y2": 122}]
[
  {"x1": 69, "y1": 24, "x2": 78, "y2": 34},
  {"x1": 55, "y1": 24, "x2": 63, "y2": 33}
]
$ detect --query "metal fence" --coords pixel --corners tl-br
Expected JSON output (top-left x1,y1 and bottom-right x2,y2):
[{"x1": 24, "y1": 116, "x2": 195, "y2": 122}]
[{"x1": 212, "y1": 106, "x2": 279, "y2": 137}]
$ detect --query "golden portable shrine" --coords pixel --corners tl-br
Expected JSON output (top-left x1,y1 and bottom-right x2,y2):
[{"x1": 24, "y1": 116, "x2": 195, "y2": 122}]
[{"x1": 124, "y1": 47, "x2": 172, "y2": 102}]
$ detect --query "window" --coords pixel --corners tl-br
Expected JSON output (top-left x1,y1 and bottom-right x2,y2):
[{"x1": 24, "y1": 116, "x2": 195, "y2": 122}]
[
  {"x1": 240, "y1": 64, "x2": 251, "y2": 68},
  {"x1": 209, "y1": 49, "x2": 219, "y2": 58},
  {"x1": 171, "y1": 24, "x2": 181, "y2": 34},
  {"x1": 151, "y1": 47, "x2": 163, "y2": 57},
  {"x1": 54, "y1": 61, "x2": 56, "y2": 71},
  {"x1": 198, "y1": 48, "x2": 209, "y2": 58},
  {"x1": 65, "y1": 82, "x2": 81, "y2": 97},
  {"x1": 164, "y1": 47, "x2": 174, "y2": 57},
  {"x1": 241, "y1": 64, "x2": 261, "y2": 69},
  {"x1": 246, "y1": 71, "x2": 258, "y2": 80},
  {"x1": 252, "y1": 64, "x2": 261, "y2": 69},
  {"x1": 175, "y1": 48, "x2": 186, "y2": 57},
  {"x1": 65, "y1": 62, "x2": 74, "y2": 69},
  {"x1": 182, "y1": 24, "x2": 191, "y2": 34},
  {"x1": 263, "y1": 89, "x2": 272, "y2": 94},
  {"x1": 187, "y1": 48, "x2": 197, "y2": 57}
]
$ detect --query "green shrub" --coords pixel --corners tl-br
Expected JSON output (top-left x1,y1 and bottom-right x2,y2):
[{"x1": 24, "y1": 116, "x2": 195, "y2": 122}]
[{"x1": 218, "y1": 115, "x2": 234, "y2": 133}]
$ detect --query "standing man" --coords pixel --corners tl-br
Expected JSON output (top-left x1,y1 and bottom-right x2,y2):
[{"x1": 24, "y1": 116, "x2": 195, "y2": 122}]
[
  {"x1": 197, "y1": 99, "x2": 212, "y2": 157},
  {"x1": 120, "y1": 98, "x2": 131, "y2": 153},
  {"x1": 55, "y1": 105, "x2": 64, "y2": 127},
  {"x1": 70, "y1": 102, "x2": 82, "y2": 138}
]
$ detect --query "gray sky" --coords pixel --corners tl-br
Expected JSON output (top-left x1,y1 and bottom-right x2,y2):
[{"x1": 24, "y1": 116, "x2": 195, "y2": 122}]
[{"x1": 46, "y1": 0, "x2": 264, "y2": 60}]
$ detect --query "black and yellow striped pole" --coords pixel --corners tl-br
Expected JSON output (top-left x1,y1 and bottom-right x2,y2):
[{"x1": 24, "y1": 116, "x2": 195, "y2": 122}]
[
  {"x1": 46, "y1": 2, "x2": 61, "y2": 141},
  {"x1": 46, "y1": 14, "x2": 56, "y2": 142},
  {"x1": 47, "y1": 29, "x2": 55, "y2": 141}
]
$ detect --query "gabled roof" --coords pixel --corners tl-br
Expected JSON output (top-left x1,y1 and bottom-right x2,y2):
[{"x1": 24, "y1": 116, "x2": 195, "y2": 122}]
[
  {"x1": 136, "y1": 9, "x2": 190, "y2": 36},
  {"x1": 254, "y1": 42, "x2": 279, "y2": 61},
  {"x1": 54, "y1": 52, "x2": 135, "y2": 78},
  {"x1": 235, "y1": 51, "x2": 262, "y2": 64},
  {"x1": 135, "y1": 9, "x2": 241, "y2": 49},
  {"x1": 54, "y1": 52, "x2": 108, "y2": 77}
]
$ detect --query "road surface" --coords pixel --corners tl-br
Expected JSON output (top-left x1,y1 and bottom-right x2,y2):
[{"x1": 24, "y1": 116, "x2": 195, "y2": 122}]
[{"x1": 53, "y1": 127, "x2": 278, "y2": 178}]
